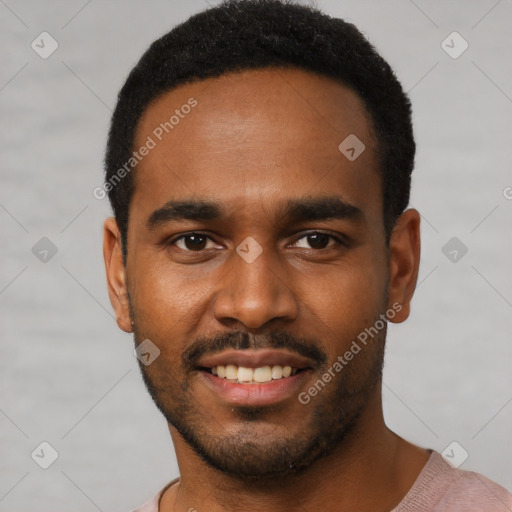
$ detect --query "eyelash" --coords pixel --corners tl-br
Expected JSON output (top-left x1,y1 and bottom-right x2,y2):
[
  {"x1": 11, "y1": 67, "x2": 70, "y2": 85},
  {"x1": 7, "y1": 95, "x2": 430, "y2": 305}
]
[{"x1": 167, "y1": 231, "x2": 347, "y2": 252}]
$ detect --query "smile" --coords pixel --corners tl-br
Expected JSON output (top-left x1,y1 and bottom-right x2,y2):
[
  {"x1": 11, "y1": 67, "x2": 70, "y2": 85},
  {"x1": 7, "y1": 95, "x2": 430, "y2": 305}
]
[
  {"x1": 207, "y1": 364, "x2": 301, "y2": 383},
  {"x1": 195, "y1": 349, "x2": 315, "y2": 405}
]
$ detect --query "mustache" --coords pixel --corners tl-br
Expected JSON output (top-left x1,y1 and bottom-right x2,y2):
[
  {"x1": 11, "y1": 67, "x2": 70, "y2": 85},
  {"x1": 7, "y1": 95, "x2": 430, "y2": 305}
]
[{"x1": 182, "y1": 330, "x2": 328, "y2": 371}]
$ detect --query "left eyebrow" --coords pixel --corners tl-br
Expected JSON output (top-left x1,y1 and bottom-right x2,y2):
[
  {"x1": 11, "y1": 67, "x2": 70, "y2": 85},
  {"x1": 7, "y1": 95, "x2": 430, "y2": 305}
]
[
  {"x1": 145, "y1": 195, "x2": 365, "y2": 232},
  {"x1": 276, "y1": 196, "x2": 365, "y2": 224}
]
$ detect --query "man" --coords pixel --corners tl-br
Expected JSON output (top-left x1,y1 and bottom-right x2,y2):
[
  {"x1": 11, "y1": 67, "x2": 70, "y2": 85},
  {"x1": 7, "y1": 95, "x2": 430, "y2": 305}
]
[{"x1": 102, "y1": 1, "x2": 512, "y2": 510}]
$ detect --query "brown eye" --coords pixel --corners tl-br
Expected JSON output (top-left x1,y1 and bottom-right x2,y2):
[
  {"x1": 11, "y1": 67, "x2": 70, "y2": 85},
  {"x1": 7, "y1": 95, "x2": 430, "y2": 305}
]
[
  {"x1": 171, "y1": 233, "x2": 215, "y2": 251},
  {"x1": 291, "y1": 232, "x2": 342, "y2": 250},
  {"x1": 306, "y1": 233, "x2": 331, "y2": 249}
]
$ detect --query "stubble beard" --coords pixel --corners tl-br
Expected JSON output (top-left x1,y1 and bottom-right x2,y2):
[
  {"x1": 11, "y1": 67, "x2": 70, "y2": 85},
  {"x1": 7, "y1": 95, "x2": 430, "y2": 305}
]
[{"x1": 135, "y1": 327, "x2": 386, "y2": 481}]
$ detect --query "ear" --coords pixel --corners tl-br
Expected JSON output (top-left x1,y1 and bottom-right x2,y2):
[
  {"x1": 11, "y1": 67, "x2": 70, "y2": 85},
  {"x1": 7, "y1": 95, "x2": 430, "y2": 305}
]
[
  {"x1": 103, "y1": 217, "x2": 132, "y2": 333},
  {"x1": 386, "y1": 209, "x2": 421, "y2": 323}
]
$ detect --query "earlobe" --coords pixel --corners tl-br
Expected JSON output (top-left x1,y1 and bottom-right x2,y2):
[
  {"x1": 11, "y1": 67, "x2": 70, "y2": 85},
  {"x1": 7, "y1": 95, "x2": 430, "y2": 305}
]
[
  {"x1": 386, "y1": 209, "x2": 421, "y2": 324},
  {"x1": 103, "y1": 217, "x2": 132, "y2": 333}
]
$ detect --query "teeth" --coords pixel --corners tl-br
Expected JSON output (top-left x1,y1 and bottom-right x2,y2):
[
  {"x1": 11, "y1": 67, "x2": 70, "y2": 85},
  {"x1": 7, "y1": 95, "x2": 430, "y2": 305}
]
[
  {"x1": 225, "y1": 364, "x2": 237, "y2": 380},
  {"x1": 210, "y1": 364, "x2": 299, "y2": 383},
  {"x1": 238, "y1": 366, "x2": 254, "y2": 382},
  {"x1": 271, "y1": 365, "x2": 283, "y2": 379},
  {"x1": 253, "y1": 366, "x2": 272, "y2": 382}
]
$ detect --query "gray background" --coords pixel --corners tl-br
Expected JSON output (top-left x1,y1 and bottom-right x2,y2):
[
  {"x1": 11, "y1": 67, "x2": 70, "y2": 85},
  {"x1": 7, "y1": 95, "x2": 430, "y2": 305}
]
[{"x1": 1, "y1": 0, "x2": 511, "y2": 510}]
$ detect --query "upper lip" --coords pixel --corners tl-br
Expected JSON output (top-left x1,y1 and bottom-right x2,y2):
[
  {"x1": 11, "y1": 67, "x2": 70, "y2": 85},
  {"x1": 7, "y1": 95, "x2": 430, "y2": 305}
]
[{"x1": 196, "y1": 349, "x2": 315, "y2": 370}]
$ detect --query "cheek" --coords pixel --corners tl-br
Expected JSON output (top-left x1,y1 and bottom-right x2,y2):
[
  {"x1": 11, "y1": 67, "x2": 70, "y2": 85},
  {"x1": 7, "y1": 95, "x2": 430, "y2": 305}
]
[
  {"x1": 130, "y1": 257, "x2": 232, "y2": 363},
  {"x1": 129, "y1": 260, "x2": 200, "y2": 333},
  {"x1": 301, "y1": 255, "x2": 387, "y2": 351}
]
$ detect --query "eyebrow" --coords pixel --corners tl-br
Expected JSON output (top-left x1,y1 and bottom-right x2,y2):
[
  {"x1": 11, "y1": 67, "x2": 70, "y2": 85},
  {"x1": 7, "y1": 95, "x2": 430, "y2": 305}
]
[{"x1": 146, "y1": 196, "x2": 364, "y2": 231}]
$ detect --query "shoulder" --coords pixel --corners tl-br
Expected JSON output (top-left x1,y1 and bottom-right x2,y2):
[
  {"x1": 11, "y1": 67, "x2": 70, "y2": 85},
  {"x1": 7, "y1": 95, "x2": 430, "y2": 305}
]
[
  {"x1": 437, "y1": 465, "x2": 512, "y2": 511},
  {"x1": 131, "y1": 477, "x2": 180, "y2": 512},
  {"x1": 395, "y1": 451, "x2": 512, "y2": 511}
]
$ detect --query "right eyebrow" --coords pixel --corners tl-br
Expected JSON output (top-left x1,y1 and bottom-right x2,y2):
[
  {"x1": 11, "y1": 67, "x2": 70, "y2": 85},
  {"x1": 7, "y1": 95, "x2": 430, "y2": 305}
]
[{"x1": 146, "y1": 200, "x2": 223, "y2": 231}]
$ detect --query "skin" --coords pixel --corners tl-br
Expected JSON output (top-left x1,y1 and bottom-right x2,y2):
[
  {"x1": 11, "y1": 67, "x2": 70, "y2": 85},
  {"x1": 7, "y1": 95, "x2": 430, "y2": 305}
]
[{"x1": 103, "y1": 67, "x2": 428, "y2": 511}]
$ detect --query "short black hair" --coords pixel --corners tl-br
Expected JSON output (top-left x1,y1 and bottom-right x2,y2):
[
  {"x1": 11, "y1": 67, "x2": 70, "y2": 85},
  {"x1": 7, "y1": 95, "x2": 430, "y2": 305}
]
[{"x1": 105, "y1": 0, "x2": 415, "y2": 262}]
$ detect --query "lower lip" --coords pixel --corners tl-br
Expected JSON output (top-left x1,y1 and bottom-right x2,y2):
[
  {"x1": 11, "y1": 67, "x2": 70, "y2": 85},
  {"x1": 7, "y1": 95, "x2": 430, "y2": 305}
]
[{"x1": 199, "y1": 370, "x2": 311, "y2": 406}]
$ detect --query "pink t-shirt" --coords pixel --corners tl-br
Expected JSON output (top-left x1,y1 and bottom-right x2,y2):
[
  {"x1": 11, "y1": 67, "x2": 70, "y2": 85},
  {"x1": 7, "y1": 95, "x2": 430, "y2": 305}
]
[{"x1": 133, "y1": 450, "x2": 512, "y2": 511}]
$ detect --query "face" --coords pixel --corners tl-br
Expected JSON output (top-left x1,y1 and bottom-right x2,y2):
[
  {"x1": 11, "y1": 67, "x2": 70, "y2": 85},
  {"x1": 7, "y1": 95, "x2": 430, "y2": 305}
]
[{"x1": 104, "y1": 67, "x2": 419, "y2": 479}]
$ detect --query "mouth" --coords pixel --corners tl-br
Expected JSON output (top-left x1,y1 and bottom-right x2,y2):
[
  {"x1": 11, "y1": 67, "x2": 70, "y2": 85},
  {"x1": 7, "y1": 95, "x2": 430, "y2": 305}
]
[
  {"x1": 195, "y1": 349, "x2": 315, "y2": 405},
  {"x1": 201, "y1": 363, "x2": 304, "y2": 383}
]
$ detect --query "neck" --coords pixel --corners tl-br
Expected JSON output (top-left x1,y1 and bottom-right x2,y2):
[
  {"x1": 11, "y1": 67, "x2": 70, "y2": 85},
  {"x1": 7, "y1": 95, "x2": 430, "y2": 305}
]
[{"x1": 161, "y1": 388, "x2": 430, "y2": 512}]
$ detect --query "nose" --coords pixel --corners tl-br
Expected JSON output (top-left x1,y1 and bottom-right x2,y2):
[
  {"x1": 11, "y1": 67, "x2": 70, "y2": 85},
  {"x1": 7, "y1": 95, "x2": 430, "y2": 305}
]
[{"x1": 212, "y1": 242, "x2": 299, "y2": 330}]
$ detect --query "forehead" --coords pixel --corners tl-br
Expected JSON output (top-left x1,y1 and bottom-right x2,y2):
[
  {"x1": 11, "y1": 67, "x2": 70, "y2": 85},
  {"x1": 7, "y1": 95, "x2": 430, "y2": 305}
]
[{"x1": 130, "y1": 67, "x2": 381, "y2": 229}]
